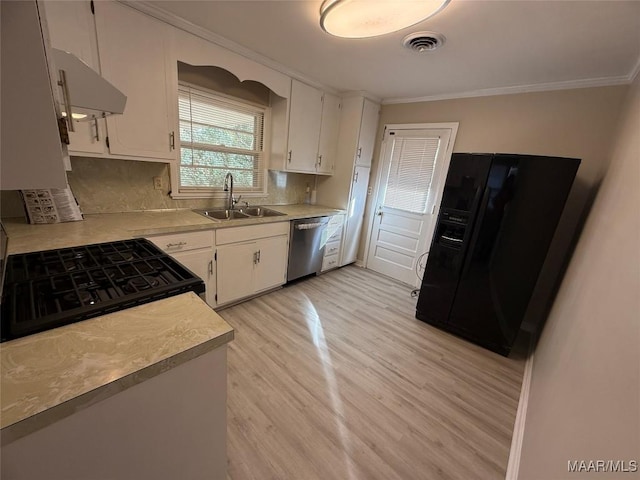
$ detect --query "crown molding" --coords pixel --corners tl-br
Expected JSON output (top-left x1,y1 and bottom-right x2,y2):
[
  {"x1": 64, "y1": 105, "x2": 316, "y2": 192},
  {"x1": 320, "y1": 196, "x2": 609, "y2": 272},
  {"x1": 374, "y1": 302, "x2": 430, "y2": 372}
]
[
  {"x1": 119, "y1": 1, "x2": 341, "y2": 95},
  {"x1": 339, "y1": 90, "x2": 382, "y2": 104},
  {"x1": 118, "y1": 2, "x2": 639, "y2": 104},
  {"x1": 382, "y1": 74, "x2": 635, "y2": 105}
]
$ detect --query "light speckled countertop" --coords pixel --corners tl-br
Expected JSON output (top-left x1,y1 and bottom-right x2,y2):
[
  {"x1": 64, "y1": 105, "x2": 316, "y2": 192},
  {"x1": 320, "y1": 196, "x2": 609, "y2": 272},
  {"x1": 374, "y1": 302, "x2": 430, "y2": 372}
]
[
  {"x1": 1, "y1": 292, "x2": 234, "y2": 443},
  {"x1": 2, "y1": 204, "x2": 343, "y2": 254},
  {"x1": 0, "y1": 204, "x2": 341, "y2": 441}
]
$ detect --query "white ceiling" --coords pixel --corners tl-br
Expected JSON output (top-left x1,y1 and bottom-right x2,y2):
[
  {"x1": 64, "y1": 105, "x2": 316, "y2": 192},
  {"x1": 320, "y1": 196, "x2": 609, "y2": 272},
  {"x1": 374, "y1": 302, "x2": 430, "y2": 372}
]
[{"x1": 144, "y1": 0, "x2": 640, "y2": 102}]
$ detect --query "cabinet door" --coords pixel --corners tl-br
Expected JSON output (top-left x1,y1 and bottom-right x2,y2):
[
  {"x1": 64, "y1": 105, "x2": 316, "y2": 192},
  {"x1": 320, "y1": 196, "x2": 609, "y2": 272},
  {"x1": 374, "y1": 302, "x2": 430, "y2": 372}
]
[
  {"x1": 42, "y1": 0, "x2": 106, "y2": 155},
  {"x1": 317, "y1": 92, "x2": 340, "y2": 175},
  {"x1": 254, "y1": 235, "x2": 289, "y2": 293},
  {"x1": 341, "y1": 165, "x2": 370, "y2": 266},
  {"x1": 216, "y1": 241, "x2": 256, "y2": 305},
  {"x1": 355, "y1": 98, "x2": 379, "y2": 167},
  {"x1": 94, "y1": 2, "x2": 176, "y2": 160},
  {"x1": 171, "y1": 248, "x2": 215, "y2": 307},
  {"x1": 287, "y1": 79, "x2": 322, "y2": 173}
]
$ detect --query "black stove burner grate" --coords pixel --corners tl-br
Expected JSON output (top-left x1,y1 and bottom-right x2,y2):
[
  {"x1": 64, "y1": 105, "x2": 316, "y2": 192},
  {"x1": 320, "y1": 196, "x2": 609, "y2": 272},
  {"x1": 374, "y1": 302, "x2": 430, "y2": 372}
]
[{"x1": 1, "y1": 238, "x2": 205, "y2": 342}]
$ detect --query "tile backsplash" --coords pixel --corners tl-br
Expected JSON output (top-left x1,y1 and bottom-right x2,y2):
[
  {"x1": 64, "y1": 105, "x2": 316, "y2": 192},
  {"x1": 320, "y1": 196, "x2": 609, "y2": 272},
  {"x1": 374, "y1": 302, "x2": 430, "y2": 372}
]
[{"x1": 1, "y1": 157, "x2": 317, "y2": 217}]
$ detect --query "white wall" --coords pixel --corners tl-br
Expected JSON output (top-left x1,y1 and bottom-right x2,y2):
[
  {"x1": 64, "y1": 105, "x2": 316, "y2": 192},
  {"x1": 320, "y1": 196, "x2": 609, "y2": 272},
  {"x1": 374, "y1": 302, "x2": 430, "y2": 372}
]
[{"x1": 516, "y1": 76, "x2": 639, "y2": 478}]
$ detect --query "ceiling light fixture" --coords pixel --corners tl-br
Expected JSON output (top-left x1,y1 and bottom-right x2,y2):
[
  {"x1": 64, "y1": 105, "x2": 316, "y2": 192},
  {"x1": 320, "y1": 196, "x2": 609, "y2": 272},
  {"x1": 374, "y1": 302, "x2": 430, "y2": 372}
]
[{"x1": 319, "y1": 0, "x2": 450, "y2": 39}]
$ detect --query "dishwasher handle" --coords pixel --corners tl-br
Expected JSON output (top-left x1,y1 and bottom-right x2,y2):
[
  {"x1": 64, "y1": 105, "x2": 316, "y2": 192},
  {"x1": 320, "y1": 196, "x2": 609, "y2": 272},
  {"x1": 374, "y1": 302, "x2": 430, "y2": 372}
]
[{"x1": 295, "y1": 222, "x2": 325, "y2": 230}]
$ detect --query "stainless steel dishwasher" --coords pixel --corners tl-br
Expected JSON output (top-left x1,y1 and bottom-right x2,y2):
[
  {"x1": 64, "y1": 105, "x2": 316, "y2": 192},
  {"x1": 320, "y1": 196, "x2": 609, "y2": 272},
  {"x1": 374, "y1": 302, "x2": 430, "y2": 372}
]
[{"x1": 287, "y1": 217, "x2": 329, "y2": 282}]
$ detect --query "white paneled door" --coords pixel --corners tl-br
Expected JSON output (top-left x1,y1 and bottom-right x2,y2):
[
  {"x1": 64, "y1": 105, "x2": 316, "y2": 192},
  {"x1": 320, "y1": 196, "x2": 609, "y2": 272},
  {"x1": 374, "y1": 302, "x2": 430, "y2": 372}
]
[{"x1": 366, "y1": 124, "x2": 457, "y2": 286}]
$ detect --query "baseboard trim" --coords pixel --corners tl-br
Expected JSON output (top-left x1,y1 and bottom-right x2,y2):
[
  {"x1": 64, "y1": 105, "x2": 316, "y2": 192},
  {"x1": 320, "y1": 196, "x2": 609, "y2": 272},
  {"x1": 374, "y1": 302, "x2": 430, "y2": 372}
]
[{"x1": 505, "y1": 335, "x2": 536, "y2": 480}]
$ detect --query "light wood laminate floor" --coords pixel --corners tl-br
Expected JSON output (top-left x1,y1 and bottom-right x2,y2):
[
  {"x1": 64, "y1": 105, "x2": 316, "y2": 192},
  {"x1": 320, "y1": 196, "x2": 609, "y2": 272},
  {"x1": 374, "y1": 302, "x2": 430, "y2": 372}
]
[{"x1": 219, "y1": 266, "x2": 526, "y2": 480}]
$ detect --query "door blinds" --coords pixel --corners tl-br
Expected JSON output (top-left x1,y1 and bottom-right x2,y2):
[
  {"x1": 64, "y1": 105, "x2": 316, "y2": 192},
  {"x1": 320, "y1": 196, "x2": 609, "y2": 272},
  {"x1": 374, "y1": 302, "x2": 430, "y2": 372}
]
[{"x1": 383, "y1": 136, "x2": 441, "y2": 213}]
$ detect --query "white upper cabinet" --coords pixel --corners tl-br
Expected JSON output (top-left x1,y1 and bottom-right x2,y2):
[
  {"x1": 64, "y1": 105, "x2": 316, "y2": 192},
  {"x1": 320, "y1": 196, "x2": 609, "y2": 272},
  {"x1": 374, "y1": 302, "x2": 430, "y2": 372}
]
[
  {"x1": 286, "y1": 80, "x2": 323, "y2": 173},
  {"x1": 356, "y1": 98, "x2": 379, "y2": 167},
  {"x1": 1, "y1": 0, "x2": 67, "y2": 190},
  {"x1": 317, "y1": 92, "x2": 341, "y2": 175},
  {"x1": 42, "y1": 0, "x2": 106, "y2": 156},
  {"x1": 94, "y1": 1, "x2": 177, "y2": 161},
  {"x1": 270, "y1": 79, "x2": 340, "y2": 175},
  {"x1": 335, "y1": 96, "x2": 379, "y2": 169}
]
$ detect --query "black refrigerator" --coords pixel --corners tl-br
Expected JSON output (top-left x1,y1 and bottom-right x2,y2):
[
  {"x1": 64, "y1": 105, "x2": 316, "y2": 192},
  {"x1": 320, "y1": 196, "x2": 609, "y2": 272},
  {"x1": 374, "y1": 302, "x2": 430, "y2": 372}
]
[{"x1": 416, "y1": 153, "x2": 580, "y2": 356}]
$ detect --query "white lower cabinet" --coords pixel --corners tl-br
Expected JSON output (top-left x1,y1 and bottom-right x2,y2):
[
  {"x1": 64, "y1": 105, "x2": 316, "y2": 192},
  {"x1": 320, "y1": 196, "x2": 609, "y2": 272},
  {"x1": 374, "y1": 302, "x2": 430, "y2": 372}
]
[
  {"x1": 215, "y1": 223, "x2": 289, "y2": 307},
  {"x1": 321, "y1": 214, "x2": 345, "y2": 272},
  {"x1": 146, "y1": 230, "x2": 216, "y2": 307},
  {"x1": 216, "y1": 241, "x2": 256, "y2": 305},
  {"x1": 253, "y1": 235, "x2": 289, "y2": 292},
  {"x1": 146, "y1": 223, "x2": 289, "y2": 309}
]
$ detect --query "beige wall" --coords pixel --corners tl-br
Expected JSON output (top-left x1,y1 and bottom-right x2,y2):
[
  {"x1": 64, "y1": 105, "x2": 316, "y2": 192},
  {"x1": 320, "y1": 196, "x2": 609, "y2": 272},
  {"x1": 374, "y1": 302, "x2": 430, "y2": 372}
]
[
  {"x1": 362, "y1": 85, "x2": 629, "y2": 327},
  {"x1": 516, "y1": 77, "x2": 639, "y2": 478}
]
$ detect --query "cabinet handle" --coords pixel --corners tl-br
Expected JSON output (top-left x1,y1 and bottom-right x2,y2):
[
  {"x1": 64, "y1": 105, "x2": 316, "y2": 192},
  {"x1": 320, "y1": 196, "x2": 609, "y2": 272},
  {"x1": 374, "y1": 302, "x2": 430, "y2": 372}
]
[
  {"x1": 58, "y1": 69, "x2": 75, "y2": 132},
  {"x1": 288, "y1": 150, "x2": 292, "y2": 163},
  {"x1": 253, "y1": 251, "x2": 258, "y2": 265},
  {"x1": 257, "y1": 249, "x2": 261, "y2": 263},
  {"x1": 93, "y1": 117, "x2": 99, "y2": 141},
  {"x1": 356, "y1": 146, "x2": 362, "y2": 158},
  {"x1": 166, "y1": 241, "x2": 187, "y2": 249},
  {"x1": 318, "y1": 154, "x2": 322, "y2": 166},
  {"x1": 208, "y1": 260, "x2": 213, "y2": 275},
  {"x1": 169, "y1": 131, "x2": 175, "y2": 150}
]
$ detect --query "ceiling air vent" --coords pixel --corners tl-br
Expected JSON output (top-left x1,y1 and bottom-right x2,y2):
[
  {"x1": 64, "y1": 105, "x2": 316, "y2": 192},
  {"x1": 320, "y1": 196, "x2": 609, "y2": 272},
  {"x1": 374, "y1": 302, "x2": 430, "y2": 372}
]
[{"x1": 402, "y1": 32, "x2": 446, "y2": 53}]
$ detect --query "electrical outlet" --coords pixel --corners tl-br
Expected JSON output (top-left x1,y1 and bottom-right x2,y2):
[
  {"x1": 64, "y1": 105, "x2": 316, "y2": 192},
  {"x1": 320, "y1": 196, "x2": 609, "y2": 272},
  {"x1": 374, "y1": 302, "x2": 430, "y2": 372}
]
[
  {"x1": 153, "y1": 176, "x2": 162, "y2": 190},
  {"x1": 367, "y1": 186, "x2": 373, "y2": 195}
]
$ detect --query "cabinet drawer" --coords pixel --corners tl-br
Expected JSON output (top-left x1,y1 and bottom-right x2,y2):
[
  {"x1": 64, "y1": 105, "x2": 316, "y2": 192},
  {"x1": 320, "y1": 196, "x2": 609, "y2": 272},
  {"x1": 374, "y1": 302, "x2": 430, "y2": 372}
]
[
  {"x1": 327, "y1": 226, "x2": 343, "y2": 242},
  {"x1": 216, "y1": 222, "x2": 289, "y2": 245},
  {"x1": 321, "y1": 254, "x2": 340, "y2": 272},
  {"x1": 324, "y1": 239, "x2": 341, "y2": 258},
  {"x1": 326, "y1": 214, "x2": 345, "y2": 241},
  {"x1": 327, "y1": 214, "x2": 344, "y2": 228},
  {"x1": 147, "y1": 230, "x2": 214, "y2": 253}
]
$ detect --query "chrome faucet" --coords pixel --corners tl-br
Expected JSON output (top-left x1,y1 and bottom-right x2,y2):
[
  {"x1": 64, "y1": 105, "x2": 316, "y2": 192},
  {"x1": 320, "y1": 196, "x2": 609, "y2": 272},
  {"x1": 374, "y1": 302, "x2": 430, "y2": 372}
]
[{"x1": 224, "y1": 172, "x2": 234, "y2": 210}]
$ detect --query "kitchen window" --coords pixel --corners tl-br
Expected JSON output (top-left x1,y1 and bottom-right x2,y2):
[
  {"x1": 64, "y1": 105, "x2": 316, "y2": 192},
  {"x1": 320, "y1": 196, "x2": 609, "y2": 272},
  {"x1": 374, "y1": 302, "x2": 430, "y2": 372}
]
[{"x1": 176, "y1": 83, "x2": 267, "y2": 196}]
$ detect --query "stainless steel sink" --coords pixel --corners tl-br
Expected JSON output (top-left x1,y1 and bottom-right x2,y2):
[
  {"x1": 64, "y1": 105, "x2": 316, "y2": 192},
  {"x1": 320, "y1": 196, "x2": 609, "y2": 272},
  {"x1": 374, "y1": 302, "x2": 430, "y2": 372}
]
[
  {"x1": 193, "y1": 209, "x2": 251, "y2": 221},
  {"x1": 239, "y1": 206, "x2": 286, "y2": 217}
]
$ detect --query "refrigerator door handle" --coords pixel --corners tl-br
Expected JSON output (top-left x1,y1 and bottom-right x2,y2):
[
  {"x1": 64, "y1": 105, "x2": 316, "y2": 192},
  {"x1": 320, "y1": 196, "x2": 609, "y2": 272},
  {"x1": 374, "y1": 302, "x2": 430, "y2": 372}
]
[{"x1": 459, "y1": 185, "x2": 491, "y2": 277}]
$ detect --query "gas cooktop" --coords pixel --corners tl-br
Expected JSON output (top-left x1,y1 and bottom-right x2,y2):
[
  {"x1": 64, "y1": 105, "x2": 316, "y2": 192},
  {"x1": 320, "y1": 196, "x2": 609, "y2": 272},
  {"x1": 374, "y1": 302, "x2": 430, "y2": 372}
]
[{"x1": 1, "y1": 238, "x2": 205, "y2": 342}]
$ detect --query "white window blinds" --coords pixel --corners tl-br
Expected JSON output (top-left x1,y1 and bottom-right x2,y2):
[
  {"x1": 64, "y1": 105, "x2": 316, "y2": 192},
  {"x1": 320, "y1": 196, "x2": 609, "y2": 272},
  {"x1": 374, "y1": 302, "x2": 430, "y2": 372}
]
[
  {"x1": 178, "y1": 84, "x2": 265, "y2": 193},
  {"x1": 383, "y1": 136, "x2": 441, "y2": 213}
]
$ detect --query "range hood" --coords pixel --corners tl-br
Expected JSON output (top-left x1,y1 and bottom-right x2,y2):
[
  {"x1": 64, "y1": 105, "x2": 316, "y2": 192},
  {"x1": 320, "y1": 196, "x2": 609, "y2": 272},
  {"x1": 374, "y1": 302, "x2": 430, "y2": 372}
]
[{"x1": 51, "y1": 48, "x2": 127, "y2": 121}]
